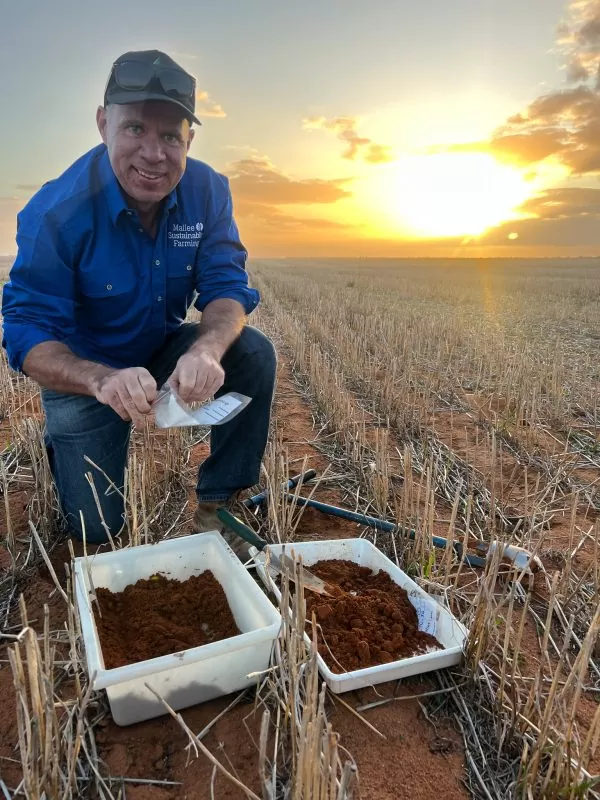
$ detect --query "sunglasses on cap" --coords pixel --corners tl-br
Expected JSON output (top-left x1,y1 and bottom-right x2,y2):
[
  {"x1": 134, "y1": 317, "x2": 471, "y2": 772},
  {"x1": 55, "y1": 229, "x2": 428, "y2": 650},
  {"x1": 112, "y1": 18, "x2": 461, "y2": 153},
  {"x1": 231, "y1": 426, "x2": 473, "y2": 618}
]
[{"x1": 109, "y1": 60, "x2": 196, "y2": 102}]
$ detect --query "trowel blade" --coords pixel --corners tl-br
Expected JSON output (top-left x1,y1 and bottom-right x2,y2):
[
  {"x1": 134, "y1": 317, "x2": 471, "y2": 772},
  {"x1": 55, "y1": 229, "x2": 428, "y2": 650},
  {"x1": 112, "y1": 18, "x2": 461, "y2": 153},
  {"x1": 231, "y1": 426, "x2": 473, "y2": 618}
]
[{"x1": 266, "y1": 550, "x2": 329, "y2": 595}]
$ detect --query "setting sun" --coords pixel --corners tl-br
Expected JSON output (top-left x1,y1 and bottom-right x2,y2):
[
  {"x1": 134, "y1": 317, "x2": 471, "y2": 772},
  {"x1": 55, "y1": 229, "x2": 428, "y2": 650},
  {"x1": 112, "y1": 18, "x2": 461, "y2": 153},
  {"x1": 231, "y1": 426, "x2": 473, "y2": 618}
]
[{"x1": 382, "y1": 152, "x2": 533, "y2": 238}]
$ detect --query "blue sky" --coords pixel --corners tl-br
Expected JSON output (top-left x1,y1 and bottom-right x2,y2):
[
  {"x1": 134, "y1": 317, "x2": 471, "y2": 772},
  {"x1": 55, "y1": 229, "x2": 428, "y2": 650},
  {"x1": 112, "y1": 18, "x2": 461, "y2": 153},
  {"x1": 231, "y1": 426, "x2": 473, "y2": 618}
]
[{"x1": 3, "y1": 0, "x2": 596, "y2": 256}]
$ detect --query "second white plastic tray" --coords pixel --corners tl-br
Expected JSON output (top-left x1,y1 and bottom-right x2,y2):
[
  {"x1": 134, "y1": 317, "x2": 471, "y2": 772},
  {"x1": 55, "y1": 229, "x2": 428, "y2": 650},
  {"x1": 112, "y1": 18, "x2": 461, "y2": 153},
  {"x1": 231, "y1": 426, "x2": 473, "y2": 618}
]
[{"x1": 251, "y1": 537, "x2": 467, "y2": 693}]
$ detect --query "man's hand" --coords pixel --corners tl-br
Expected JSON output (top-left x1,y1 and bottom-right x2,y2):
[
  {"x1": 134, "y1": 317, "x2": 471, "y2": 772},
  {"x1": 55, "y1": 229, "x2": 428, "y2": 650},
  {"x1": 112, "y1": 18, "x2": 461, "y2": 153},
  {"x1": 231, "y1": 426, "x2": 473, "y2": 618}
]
[
  {"x1": 168, "y1": 346, "x2": 225, "y2": 404},
  {"x1": 93, "y1": 367, "x2": 157, "y2": 425},
  {"x1": 164, "y1": 298, "x2": 245, "y2": 404}
]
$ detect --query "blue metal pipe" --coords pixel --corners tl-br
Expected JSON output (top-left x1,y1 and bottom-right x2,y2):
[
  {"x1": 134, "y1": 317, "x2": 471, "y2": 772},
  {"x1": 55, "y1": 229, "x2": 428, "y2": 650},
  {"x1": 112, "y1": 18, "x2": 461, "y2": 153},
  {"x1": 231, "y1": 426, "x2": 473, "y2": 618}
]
[{"x1": 283, "y1": 492, "x2": 487, "y2": 568}]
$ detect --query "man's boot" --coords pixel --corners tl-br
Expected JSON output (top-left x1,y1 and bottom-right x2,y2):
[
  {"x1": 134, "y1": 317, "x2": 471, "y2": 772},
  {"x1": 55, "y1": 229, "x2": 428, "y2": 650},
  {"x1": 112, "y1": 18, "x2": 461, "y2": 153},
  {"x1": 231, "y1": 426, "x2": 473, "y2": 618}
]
[{"x1": 193, "y1": 494, "x2": 252, "y2": 560}]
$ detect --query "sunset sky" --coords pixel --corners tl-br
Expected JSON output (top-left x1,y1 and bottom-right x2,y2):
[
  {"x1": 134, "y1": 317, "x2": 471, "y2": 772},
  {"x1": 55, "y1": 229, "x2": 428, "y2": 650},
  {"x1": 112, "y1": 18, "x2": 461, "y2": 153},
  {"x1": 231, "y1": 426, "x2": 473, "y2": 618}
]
[{"x1": 3, "y1": 0, "x2": 600, "y2": 257}]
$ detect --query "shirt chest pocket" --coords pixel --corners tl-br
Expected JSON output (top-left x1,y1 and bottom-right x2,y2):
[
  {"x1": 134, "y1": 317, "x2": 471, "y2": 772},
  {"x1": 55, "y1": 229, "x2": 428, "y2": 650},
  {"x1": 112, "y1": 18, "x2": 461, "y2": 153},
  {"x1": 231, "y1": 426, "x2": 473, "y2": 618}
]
[
  {"x1": 166, "y1": 254, "x2": 196, "y2": 304},
  {"x1": 167, "y1": 253, "x2": 196, "y2": 279},
  {"x1": 77, "y1": 261, "x2": 138, "y2": 329}
]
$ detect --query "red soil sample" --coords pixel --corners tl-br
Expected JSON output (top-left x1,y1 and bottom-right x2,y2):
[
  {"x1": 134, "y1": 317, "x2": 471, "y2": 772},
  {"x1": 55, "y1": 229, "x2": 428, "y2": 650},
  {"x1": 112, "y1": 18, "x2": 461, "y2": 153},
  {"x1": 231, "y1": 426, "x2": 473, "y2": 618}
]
[
  {"x1": 95, "y1": 571, "x2": 240, "y2": 669},
  {"x1": 305, "y1": 559, "x2": 442, "y2": 673}
]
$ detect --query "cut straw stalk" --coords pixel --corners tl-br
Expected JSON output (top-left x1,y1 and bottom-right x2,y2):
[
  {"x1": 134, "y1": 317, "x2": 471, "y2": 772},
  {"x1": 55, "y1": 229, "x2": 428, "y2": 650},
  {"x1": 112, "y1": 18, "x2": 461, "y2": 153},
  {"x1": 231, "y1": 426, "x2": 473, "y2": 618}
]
[
  {"x1": 9, "y1": 620, "x2": 61, "y2": 799},
  {"x1": 29, "y1": 521, "x2": 69, "y2": 605}
]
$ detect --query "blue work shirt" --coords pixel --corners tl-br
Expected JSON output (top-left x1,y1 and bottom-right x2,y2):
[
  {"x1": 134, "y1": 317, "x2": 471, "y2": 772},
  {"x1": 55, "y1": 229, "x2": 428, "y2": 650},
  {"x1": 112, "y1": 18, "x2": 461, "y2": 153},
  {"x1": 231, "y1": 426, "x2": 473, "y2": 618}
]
[{"x1": 1, "y1": 143, "x2": 259, "y2": 373}]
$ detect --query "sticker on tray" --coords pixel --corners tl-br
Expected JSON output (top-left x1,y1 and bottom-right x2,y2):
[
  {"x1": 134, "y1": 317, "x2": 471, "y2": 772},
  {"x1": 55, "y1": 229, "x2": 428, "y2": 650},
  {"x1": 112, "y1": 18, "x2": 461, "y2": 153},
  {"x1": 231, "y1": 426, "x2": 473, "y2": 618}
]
[{"x1": 408, "y1": 591, "x2": 439, "y2": 637}]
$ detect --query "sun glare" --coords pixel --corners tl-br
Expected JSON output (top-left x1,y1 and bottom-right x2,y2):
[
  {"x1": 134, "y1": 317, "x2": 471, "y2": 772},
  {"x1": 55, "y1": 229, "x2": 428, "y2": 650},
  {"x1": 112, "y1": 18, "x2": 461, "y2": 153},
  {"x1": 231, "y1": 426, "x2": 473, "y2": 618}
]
[{"x1": 383, "y1": 152, "x2": 533, "y2": 238}]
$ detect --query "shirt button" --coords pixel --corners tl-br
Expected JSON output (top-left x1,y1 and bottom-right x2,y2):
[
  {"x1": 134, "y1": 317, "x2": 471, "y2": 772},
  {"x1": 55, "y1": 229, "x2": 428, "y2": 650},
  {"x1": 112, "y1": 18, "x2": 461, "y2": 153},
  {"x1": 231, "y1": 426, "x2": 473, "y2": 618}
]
[
  {"x1": 106, "y1": 284, "x2": 112, "y2": 290},
  {"x1": 186, "y1": 264, "x2": 192, "y2": 271},
  {"x1": 138, "y1": 227, "x2": 144, "y2": 233},
  {"x1": 155, "y1": 259, "x2": 161, "y2": 266},
  {"x1": 157, "y1": 296, "x2": 163, "y2": 302}
]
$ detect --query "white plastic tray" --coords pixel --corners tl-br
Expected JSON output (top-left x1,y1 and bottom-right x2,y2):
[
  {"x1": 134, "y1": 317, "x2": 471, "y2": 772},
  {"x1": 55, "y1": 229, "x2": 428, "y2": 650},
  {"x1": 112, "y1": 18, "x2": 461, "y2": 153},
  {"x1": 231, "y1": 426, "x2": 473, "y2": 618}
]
[
  {"x1": 74, "y1": 531, "x2": 281, "y2": 725},
  {"x1": 251, "y1": 538, "x2": 467, "y2": 693}
]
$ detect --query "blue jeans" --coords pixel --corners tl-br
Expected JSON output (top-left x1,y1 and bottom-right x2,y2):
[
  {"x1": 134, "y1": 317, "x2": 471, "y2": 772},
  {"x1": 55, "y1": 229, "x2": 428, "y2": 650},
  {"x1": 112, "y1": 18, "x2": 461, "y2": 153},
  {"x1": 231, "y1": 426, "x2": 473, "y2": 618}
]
[{"x1": 41, "y1": 324, "x2": 276, "y2": 543}]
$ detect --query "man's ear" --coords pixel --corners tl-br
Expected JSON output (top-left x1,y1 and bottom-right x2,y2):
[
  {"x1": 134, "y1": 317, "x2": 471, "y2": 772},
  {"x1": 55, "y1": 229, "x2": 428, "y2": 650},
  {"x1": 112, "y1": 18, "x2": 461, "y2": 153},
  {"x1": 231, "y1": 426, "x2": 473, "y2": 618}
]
[
  {"x1": 186, "y1": 127, "x2": 195, "y2": 152},
  {"x1": 97, "y1": 105, "x2": 108, "y2": 143}
]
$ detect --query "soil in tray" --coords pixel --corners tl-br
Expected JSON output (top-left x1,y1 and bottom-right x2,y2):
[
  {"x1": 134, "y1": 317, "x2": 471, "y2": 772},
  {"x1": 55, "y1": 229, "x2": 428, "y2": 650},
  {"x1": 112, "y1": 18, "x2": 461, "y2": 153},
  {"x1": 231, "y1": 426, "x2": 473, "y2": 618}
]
[
  {"x1": 305, "y1": 560, "x2": 443, "y2": 673},
  {"x1": 95, "y1": 571, "x2": 241, "y2": 669}
]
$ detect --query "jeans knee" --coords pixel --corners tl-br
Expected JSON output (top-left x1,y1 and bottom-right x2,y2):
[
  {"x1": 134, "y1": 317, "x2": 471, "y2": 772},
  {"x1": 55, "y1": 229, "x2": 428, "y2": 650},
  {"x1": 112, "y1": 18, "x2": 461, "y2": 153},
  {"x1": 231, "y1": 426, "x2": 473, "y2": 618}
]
[
  {"x1": 67, "y1": 504, "x2": 125, "y2": 544},
  {"x1": 241, "y1": 327, "x2": 277, "y2": 380},
  {"x1": 42, "y1": 390, "x2": 127, "y2": 438}
]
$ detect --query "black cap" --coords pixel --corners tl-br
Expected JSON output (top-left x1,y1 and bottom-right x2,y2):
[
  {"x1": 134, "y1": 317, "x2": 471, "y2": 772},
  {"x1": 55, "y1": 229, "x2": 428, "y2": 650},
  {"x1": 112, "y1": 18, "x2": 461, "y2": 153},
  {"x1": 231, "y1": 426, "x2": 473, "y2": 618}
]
[{"x1": 104, "y1": 49, "x2": 202, "y2": 125}]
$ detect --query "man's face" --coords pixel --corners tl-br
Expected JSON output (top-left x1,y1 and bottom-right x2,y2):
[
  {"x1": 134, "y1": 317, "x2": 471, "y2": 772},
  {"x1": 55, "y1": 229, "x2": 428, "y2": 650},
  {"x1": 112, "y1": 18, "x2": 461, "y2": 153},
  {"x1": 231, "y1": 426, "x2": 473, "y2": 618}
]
[{"x1": 97, "y1": 101, "x2": 194, "y2": 209}]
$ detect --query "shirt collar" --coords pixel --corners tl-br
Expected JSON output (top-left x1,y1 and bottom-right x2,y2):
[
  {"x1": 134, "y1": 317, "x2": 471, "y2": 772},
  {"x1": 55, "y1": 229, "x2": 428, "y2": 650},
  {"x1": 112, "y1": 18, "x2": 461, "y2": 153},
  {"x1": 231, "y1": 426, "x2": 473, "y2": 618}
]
[{"x1": 99, "y1": 147, "x2": 178, "y2": 224}]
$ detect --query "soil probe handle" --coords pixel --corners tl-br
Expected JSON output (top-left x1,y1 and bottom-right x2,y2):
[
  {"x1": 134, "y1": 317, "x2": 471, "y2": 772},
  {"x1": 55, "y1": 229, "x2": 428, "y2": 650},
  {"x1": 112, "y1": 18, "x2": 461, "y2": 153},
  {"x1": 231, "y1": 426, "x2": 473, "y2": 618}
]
[
  {"x1": 216, "y1": 507, "x2": 267, "y2": 551},
  {"x1": 244, "y1": 468, "x2": 318, "y2": 508}
]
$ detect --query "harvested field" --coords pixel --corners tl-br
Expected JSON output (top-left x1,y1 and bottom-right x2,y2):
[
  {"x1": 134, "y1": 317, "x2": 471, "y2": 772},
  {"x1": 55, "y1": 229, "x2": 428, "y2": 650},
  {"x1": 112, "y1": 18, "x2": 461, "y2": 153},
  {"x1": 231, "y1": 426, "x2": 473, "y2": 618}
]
[{"x1": 1, "y1": 257, "x2": 600, "y2": 798}]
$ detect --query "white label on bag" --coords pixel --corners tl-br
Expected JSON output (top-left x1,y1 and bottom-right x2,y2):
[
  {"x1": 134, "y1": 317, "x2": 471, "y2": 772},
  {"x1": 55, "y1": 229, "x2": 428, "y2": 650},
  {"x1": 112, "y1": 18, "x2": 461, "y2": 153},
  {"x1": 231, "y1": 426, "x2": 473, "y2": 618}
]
[
  {"x1": 408, "y1": 591, "x2": 438, "y2": 636},
  {"x1": 193, "y1": 394, "x2": 244, "y2": 425},
  {"x1": 154, "y1": 389, "x2": 251, "y2": 429}
]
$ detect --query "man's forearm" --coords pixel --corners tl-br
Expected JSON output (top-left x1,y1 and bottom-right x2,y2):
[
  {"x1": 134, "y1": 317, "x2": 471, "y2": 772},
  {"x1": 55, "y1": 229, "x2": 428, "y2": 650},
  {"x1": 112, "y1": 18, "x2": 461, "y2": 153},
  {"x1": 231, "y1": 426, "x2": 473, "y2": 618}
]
[
  {"x1": 191, "y1": 298, "x2": 246, "y2": 361},
  {"x1": 22, "y1": 341, "x2": 113, "y2": 396}
]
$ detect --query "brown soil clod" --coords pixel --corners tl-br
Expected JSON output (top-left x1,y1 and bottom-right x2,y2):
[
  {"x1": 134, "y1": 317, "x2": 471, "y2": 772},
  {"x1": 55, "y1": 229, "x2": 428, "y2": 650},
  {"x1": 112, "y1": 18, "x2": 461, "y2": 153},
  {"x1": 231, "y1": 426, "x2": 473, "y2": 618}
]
[
  {"x1": 305, "y1": 559, "x2": 442, "y2": 673},
  {"x1": 95, "y1": 571, "x2": 240, "y2": 669}
]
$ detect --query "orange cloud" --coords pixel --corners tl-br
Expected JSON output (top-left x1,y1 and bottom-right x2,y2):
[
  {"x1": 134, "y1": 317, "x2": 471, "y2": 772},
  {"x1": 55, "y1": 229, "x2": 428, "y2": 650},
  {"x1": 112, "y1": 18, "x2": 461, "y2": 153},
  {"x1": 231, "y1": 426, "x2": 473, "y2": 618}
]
[
  {"x1": 195, "y1": 89, "x2": 226, "y2": 118},
  {"x1": 303, "y1": 116, "x2": 393, "y2": 163},
  {"x1": 557, "y1": 1, "x2": 600, "y2": 83},
  {"x1": 224, "y1": 155, "x2": 358, "y2": 252},
  {"x1": 476, "y1": 182, "x2": 600, "y2": 250},
  {"x1": 225, "y1": 155, "x2": 352, "y2": 205},
  {"x1": 364, "y1": 143, "x2": 394, "y2": 164},
  {"x1": 437, "y1": 130, "x2": 568, "y2": 166},
  {"x1": 234, "y1": 200, "x2": 355, "y2": 231},
  {"x1": 507, "y1": 86, "x2": 600, "y2": 126},
  {"x1": 491, "y1": 2, "x2": 600, "y2": 176},
  {"x1": 480, "y1": 214, "x2": 600, "y2": 249}
]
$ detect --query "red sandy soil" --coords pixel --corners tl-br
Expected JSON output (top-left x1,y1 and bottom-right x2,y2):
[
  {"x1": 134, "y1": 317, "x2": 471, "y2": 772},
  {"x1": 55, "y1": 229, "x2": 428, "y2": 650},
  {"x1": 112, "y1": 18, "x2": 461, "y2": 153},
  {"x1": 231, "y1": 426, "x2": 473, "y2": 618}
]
[
  {"x1": 95, "y1": 572, "x2": 240, "y2": 669},
  {"x1": 252, "y1": 358, "x2": 469, "y2": 799},
  {"x1": 429, "y1": 400, "x2": 599, "y2": 571},
  {"x1": 307, "y1": 559, "x2": 442, "y2": 672}
]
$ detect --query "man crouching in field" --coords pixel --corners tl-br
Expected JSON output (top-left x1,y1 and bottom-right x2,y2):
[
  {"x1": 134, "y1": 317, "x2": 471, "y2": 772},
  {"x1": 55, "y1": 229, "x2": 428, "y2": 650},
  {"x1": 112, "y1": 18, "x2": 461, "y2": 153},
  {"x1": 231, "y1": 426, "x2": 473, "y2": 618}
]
[{"x1": 1, "y1": 49, "x2": 276, "y2": 552}]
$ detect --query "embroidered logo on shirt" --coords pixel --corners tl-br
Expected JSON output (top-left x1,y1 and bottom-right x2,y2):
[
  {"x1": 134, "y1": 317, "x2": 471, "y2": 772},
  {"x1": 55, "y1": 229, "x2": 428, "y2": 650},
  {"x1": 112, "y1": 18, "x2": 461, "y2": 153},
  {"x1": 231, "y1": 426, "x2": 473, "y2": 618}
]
[{"x1": 169, "y1": 222, "x2": 204, "y2": 248}]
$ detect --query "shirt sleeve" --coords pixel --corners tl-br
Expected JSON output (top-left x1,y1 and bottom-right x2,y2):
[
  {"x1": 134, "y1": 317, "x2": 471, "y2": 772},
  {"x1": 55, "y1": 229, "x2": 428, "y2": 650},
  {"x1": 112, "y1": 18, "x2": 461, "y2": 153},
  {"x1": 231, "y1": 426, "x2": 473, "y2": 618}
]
[
  {"x1": 1, "y1": 205, "x2": 77, "y2": 374},
  {"x1": 194, "y1": 173, "x2": 260, "y2": 314}
]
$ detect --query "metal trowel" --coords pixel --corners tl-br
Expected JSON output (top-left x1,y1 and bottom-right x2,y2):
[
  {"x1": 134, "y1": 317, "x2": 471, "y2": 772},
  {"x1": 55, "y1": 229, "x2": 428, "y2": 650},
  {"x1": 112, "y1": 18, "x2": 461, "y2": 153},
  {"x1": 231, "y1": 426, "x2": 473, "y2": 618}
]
[{"x1": 215, "y1": 508, "x2": 330, "y2": 595}]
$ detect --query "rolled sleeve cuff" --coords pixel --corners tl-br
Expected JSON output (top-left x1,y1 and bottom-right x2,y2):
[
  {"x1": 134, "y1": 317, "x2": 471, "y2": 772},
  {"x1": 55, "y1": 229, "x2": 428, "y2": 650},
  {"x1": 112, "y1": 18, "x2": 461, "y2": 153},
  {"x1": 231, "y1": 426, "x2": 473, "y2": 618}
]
[
  {"x1": 2, "y1": 325, "x2": 62, "y2": 374},
  {"x1": 195, "y1": 287, "x2": 260, "y2": 316}
]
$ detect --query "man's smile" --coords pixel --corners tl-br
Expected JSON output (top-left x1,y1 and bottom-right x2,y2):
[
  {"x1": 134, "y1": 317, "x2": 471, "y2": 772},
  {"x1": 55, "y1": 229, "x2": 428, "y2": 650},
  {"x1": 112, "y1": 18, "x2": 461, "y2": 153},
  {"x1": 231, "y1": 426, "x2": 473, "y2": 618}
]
[{"x1": 132, "y1": 166, "x2": 165, "y2": 181}]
